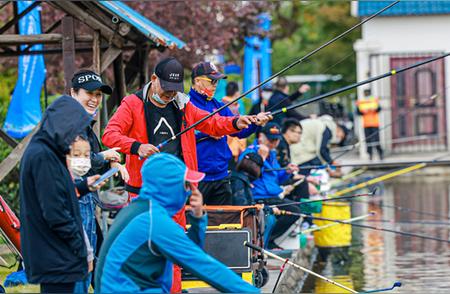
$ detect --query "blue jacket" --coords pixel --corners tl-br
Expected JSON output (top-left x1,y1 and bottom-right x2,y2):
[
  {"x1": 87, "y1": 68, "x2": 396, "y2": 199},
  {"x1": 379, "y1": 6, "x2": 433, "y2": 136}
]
[
  {"x1": 95, "y1": 153, "x2": 259, "y2": 293},
  {"x1": 189, "y1": 88, "x2": 258, "y2": 181},
  {"x1": 242, "y1": 144, "x2": 290, "y2": 200}
]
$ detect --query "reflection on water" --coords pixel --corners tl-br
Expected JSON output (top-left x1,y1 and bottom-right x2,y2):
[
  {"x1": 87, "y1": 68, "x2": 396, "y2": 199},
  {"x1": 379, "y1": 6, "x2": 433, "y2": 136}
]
[{"x1": 306, "y1": 175, "x2": 450, "y2": 293}]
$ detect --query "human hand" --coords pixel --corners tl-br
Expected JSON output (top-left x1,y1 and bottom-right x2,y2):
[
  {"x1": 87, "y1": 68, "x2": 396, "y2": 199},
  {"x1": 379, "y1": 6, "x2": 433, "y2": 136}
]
[
  {"x1": 189, "y1": 186, "x2": 204, "y2": 218},
  {"x1": 293, "y1": 173, "x2": 305, "y2": 181},
  {"x1": 110, "y1": 162, "x2": 129, "y2": 182},
  {"x1": 236, "y1": 115, "x2": 258, "y2": 129},
  {"x1": 138, "y1": 144, "x2": 159, "y2": 158},
  {"x1": 255, "y1": 112, "x2": 273, "y2": 126},
  {"x1": 88, "y1": 260, "x2": 93, "y2": 273},
  {"x1": 298, "y1": 84, "x2": 311, "y2": 94},
  {"x1": 306, "y1": 176, "x2": 320, "y2": 186},
  {"x1": 272, "y1": 207, "x2": 281, "y2": 215},
  {"x1": 101, "y1": 147, "x2": 121, "y2": 162},
  {"x1": 257, "y1": 144, "x2": 270, "y2": 161},
  {"x1": 286, "y1": 163, "x2": 299, "y2": 174},
  {"x1": 280, "y1": 185, "x2": 294, "y2": 199},
  {"x1": 87, "y1": 175, "x2": 107, "y2": 191}
]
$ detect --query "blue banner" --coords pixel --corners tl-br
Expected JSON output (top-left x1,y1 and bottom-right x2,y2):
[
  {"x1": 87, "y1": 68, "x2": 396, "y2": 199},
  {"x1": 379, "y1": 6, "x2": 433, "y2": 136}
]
[
  {"x1": 3, "y1": 1, "x2": 45, "y2": 138},
  {"x1": 243, "y1": 13, "x2": 272, "y2": 104}
]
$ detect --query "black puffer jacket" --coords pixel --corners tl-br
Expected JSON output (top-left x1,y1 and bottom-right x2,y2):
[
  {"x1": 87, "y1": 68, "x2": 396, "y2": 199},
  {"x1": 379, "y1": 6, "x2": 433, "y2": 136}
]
[{"x1": 19, "y1": 95, "x2": 91, "y2": 283}]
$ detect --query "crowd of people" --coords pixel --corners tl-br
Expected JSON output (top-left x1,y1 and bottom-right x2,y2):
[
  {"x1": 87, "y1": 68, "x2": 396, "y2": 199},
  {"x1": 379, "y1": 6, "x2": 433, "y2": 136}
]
[{"x1": 19, "y1": 56, "x2": 354, "y2": 293}]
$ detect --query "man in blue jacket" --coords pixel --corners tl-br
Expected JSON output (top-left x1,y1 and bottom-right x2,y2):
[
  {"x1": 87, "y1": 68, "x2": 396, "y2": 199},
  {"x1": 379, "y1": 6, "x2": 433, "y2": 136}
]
[
  {"x1": 95, "y1": 153, "x2": 259, "y2": 293},
  {"x1": 189, "y1": 62, "x2": 271, "y2": 205},
  {"x1": 243, "y1": 123, "x2": 302, "y2": 249}
]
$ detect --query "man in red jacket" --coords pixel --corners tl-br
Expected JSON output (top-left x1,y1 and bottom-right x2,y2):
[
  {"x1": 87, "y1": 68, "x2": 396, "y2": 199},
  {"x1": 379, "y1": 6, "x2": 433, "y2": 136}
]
[{"x1": 102, "y1": 57, "x2": 269, "y2": 292}]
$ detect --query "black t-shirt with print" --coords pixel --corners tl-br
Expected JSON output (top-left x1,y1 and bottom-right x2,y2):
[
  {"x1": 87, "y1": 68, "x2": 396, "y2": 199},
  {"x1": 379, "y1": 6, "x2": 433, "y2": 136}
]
[{"x1": 145, "y1": 101, "x2": 182, "y2": 158}]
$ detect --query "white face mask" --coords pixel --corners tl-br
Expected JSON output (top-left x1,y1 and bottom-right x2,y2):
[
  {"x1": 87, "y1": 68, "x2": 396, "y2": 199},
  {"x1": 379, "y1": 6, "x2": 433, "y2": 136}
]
[{"x1": 68, "y1": 157, "x2": 91, "y2": 177}]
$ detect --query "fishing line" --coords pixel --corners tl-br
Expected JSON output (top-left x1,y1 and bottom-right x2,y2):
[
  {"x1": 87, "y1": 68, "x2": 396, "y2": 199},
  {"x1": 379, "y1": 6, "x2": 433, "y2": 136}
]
[{"x1": 154, "y1": 1, "x2": 400, "y2": 151}]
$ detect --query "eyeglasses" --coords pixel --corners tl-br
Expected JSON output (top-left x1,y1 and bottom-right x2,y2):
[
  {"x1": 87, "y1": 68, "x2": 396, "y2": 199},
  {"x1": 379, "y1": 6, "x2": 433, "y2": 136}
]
[{"x1": 197, "y1": 77, "x2": 219, "y2": 85}]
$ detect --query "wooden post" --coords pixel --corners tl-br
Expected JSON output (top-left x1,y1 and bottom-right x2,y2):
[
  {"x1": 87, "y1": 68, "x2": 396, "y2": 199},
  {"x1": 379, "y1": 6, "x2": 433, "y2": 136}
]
[
  {"x1": 62, "y1": 16, "x2": 75, "y2": 94},
  {"x1": 92, "y1": 30, "x2": 101, "y2": 137},
  {"x1": 0, "y1": 129, "x2": 18, "y2": 148},
  {"x1": 107, "y1": 53, "x2": 126, "y2": 122},
  {"x1": 0, "y1": 126, "x2": 39, "y2": 183}
]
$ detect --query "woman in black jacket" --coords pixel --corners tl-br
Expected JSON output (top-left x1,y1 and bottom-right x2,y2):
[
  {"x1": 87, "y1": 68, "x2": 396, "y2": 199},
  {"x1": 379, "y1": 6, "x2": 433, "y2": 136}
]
[{"x1": 19, "y1": 96, "x2": 94, "y2": 293}]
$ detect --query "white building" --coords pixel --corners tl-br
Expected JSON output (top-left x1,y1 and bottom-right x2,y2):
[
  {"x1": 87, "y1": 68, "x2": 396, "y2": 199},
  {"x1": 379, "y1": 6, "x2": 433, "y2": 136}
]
[{"x1": 352, "y1": 1, "x2": 450, "y2": 157}]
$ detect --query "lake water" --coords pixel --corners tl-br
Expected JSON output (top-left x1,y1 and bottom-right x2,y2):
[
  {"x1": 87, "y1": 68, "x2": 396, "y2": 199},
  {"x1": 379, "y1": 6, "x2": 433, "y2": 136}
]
[{"x1": 302, "y1": 174, "x2": 450, "y2": 293}]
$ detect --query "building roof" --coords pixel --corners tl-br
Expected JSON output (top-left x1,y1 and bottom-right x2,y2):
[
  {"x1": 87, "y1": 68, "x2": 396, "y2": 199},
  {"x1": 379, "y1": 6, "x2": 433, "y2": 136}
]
[
  {"x1": 356, "y1": 1, "x2": 450, "y2": 17},
  {"x1": 97, "y1": 1, "x2": 186, "y2": 49}
]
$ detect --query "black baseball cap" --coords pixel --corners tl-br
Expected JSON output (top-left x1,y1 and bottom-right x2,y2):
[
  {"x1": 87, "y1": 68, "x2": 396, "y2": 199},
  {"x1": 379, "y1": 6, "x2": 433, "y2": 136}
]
[
  {"x1": 261, "y1": 122, "x2": 282, "y2": 140},
  {"x1": 154, "y1": 57, "x2": 184, "y2": 92},
  {"x1": 192, "y1": 62, "x2": 227, "y2": 80},
  {"x1": 71, "y1": 70, "x2": 112, "y2": 95}
]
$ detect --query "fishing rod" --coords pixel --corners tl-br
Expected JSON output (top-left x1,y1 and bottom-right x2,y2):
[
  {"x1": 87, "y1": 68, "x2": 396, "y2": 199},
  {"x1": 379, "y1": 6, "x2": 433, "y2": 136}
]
[
  {"x1": 270, "y1": 53, "x2": 450, "y2": 117},
  {"x1": 154, "y1": 1, "x2": 400, "y2": 151},
  {"x1": 366, "y1": 219, "x2": 450, "y2": 225},
  {"x1": 329, "y1": 153, "x2": 450, "y2": 197},
  {"x1": 266, "y1": 49, "x2": 356, "y2": 113},
  {"x1": 285, "y1": 211, "x2": 450, "y2": 243},
  {"x1": 244, "y1": 241, "x2": 358, "y2": 293},
  {"x1": 355, "y1": 199, "x2": 450, "y2": 220},
  {"x1": 244, "y1": 241, "x2": 401, "y2": 293},
  {"x1": 300, "y1": 212, "x2": 375, "y2": 235},
  {"x1": 269, "y1": 189, "x2": 376, "y2": 208},
  {"x1": 266, "y1": 158, "x2": 450, "y2": 171},
  {"x1": 332, "y1": 93, "x2": 441, "y2": 162}
]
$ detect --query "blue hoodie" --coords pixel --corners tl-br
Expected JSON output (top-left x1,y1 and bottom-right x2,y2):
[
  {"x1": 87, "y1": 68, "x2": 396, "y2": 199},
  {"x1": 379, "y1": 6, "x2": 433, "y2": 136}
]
[
  {"x1": 241, "y1": 144, "x2": 290, "y2": 200},
  {"x1": 95, "y1": 153, "x2": 259, "y2": 293},
  {"x1": 189, "y1": 88, "x2": 258, "y2": 181}
]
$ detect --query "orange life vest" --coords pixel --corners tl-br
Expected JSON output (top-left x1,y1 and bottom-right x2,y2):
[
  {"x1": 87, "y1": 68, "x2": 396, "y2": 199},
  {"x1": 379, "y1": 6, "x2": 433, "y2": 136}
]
[{"x1": 357, "y1": 97, "x2": 380, "y2": 128}]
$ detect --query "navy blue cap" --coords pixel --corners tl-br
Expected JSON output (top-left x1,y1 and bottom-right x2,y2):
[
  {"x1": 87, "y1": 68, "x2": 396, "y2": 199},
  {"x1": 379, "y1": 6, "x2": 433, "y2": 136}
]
[{"x1": 261, "y1": 122, "x2": 282, "y2": 140}]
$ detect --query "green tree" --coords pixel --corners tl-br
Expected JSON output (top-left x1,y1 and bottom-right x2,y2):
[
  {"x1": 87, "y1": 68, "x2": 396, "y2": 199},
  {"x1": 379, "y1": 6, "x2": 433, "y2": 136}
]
[{"x1": 271, "y1": 1, "x2": 359, "y2": 86}]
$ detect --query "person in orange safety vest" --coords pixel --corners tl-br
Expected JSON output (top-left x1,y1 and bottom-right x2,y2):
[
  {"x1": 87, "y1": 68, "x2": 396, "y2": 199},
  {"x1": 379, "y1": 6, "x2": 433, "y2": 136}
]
[{"x1": 356, "y1": 88, "x2": 384, "y2": 160}]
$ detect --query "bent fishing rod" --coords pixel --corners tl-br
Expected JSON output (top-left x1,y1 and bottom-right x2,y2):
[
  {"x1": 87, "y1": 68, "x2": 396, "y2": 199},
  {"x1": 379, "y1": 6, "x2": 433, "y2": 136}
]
[
  {"x1": 270, "y1": 53, "x2": 450, "y2": 117},
  {"x1": 283, "y1": 211, "x2": 450, "y2": 243},
  {"x1": 244, "y1": 241, "x2": 402, "y2": 293},
  {"x1": 154, "y1": 1, "x2": 399, "y2": 150},
  {"x1": 270, "y1": 189, "x2": 376, "y2": 208}
]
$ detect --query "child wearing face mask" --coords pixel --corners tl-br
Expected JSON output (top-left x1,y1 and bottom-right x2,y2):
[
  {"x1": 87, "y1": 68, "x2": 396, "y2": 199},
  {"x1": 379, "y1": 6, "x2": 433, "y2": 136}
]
[{"x1": 67, "y1": 136, "x2": 98, "y2": 292}]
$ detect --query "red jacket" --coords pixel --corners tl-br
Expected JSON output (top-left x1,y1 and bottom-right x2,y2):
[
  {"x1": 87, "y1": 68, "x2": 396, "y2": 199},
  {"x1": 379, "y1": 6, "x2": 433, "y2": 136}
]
[{"x1": 102, "y1": 89, "x2": 240, "y2": 215}]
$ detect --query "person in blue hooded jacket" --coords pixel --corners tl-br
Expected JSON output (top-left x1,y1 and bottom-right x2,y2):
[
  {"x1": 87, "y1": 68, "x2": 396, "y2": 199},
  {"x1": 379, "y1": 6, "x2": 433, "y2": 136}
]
[
  {"x1": 189, "y1": 62, "x2": 271, "y2": 205},
  {"x1": 95, "y1": 153, "x2": 259, "y2": 293},
  {"x1": 242, "y1": 123, "x2": 302, "y2": 249}
]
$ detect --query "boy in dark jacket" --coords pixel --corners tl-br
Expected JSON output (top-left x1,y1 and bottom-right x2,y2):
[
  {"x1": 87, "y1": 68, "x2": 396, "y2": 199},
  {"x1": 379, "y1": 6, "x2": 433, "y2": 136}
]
[{"x1": 19, "y1": 96, "x2": 102, "y2": 293}]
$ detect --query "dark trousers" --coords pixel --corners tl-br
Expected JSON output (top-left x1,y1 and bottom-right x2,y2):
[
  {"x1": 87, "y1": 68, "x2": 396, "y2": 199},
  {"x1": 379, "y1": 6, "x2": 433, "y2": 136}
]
[
  {"x1": 263, "y1": 198, "x2": 301, "y2": 243},
  {"x1": 199, "y1": 177, "x2": 233, "y2": 205},
  {"x1": 41, "y1": 282, "x2": 75, "y2": 293},
  {"x1": 364, "y1": 127, "x2": 383, "y2": 159}
]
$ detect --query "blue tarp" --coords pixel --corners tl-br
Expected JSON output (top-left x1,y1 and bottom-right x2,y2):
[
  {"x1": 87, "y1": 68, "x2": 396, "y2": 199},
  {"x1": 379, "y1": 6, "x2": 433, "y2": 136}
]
[
  {"x1": 243, "y1": 13, "x2": 272, "y2": 104},
  {"x1": 97, "y1": 1, "x2": 185, "y2": 49},
  {"x1": 3, "y1": 1, "x2": 45, "y2": 139}
]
